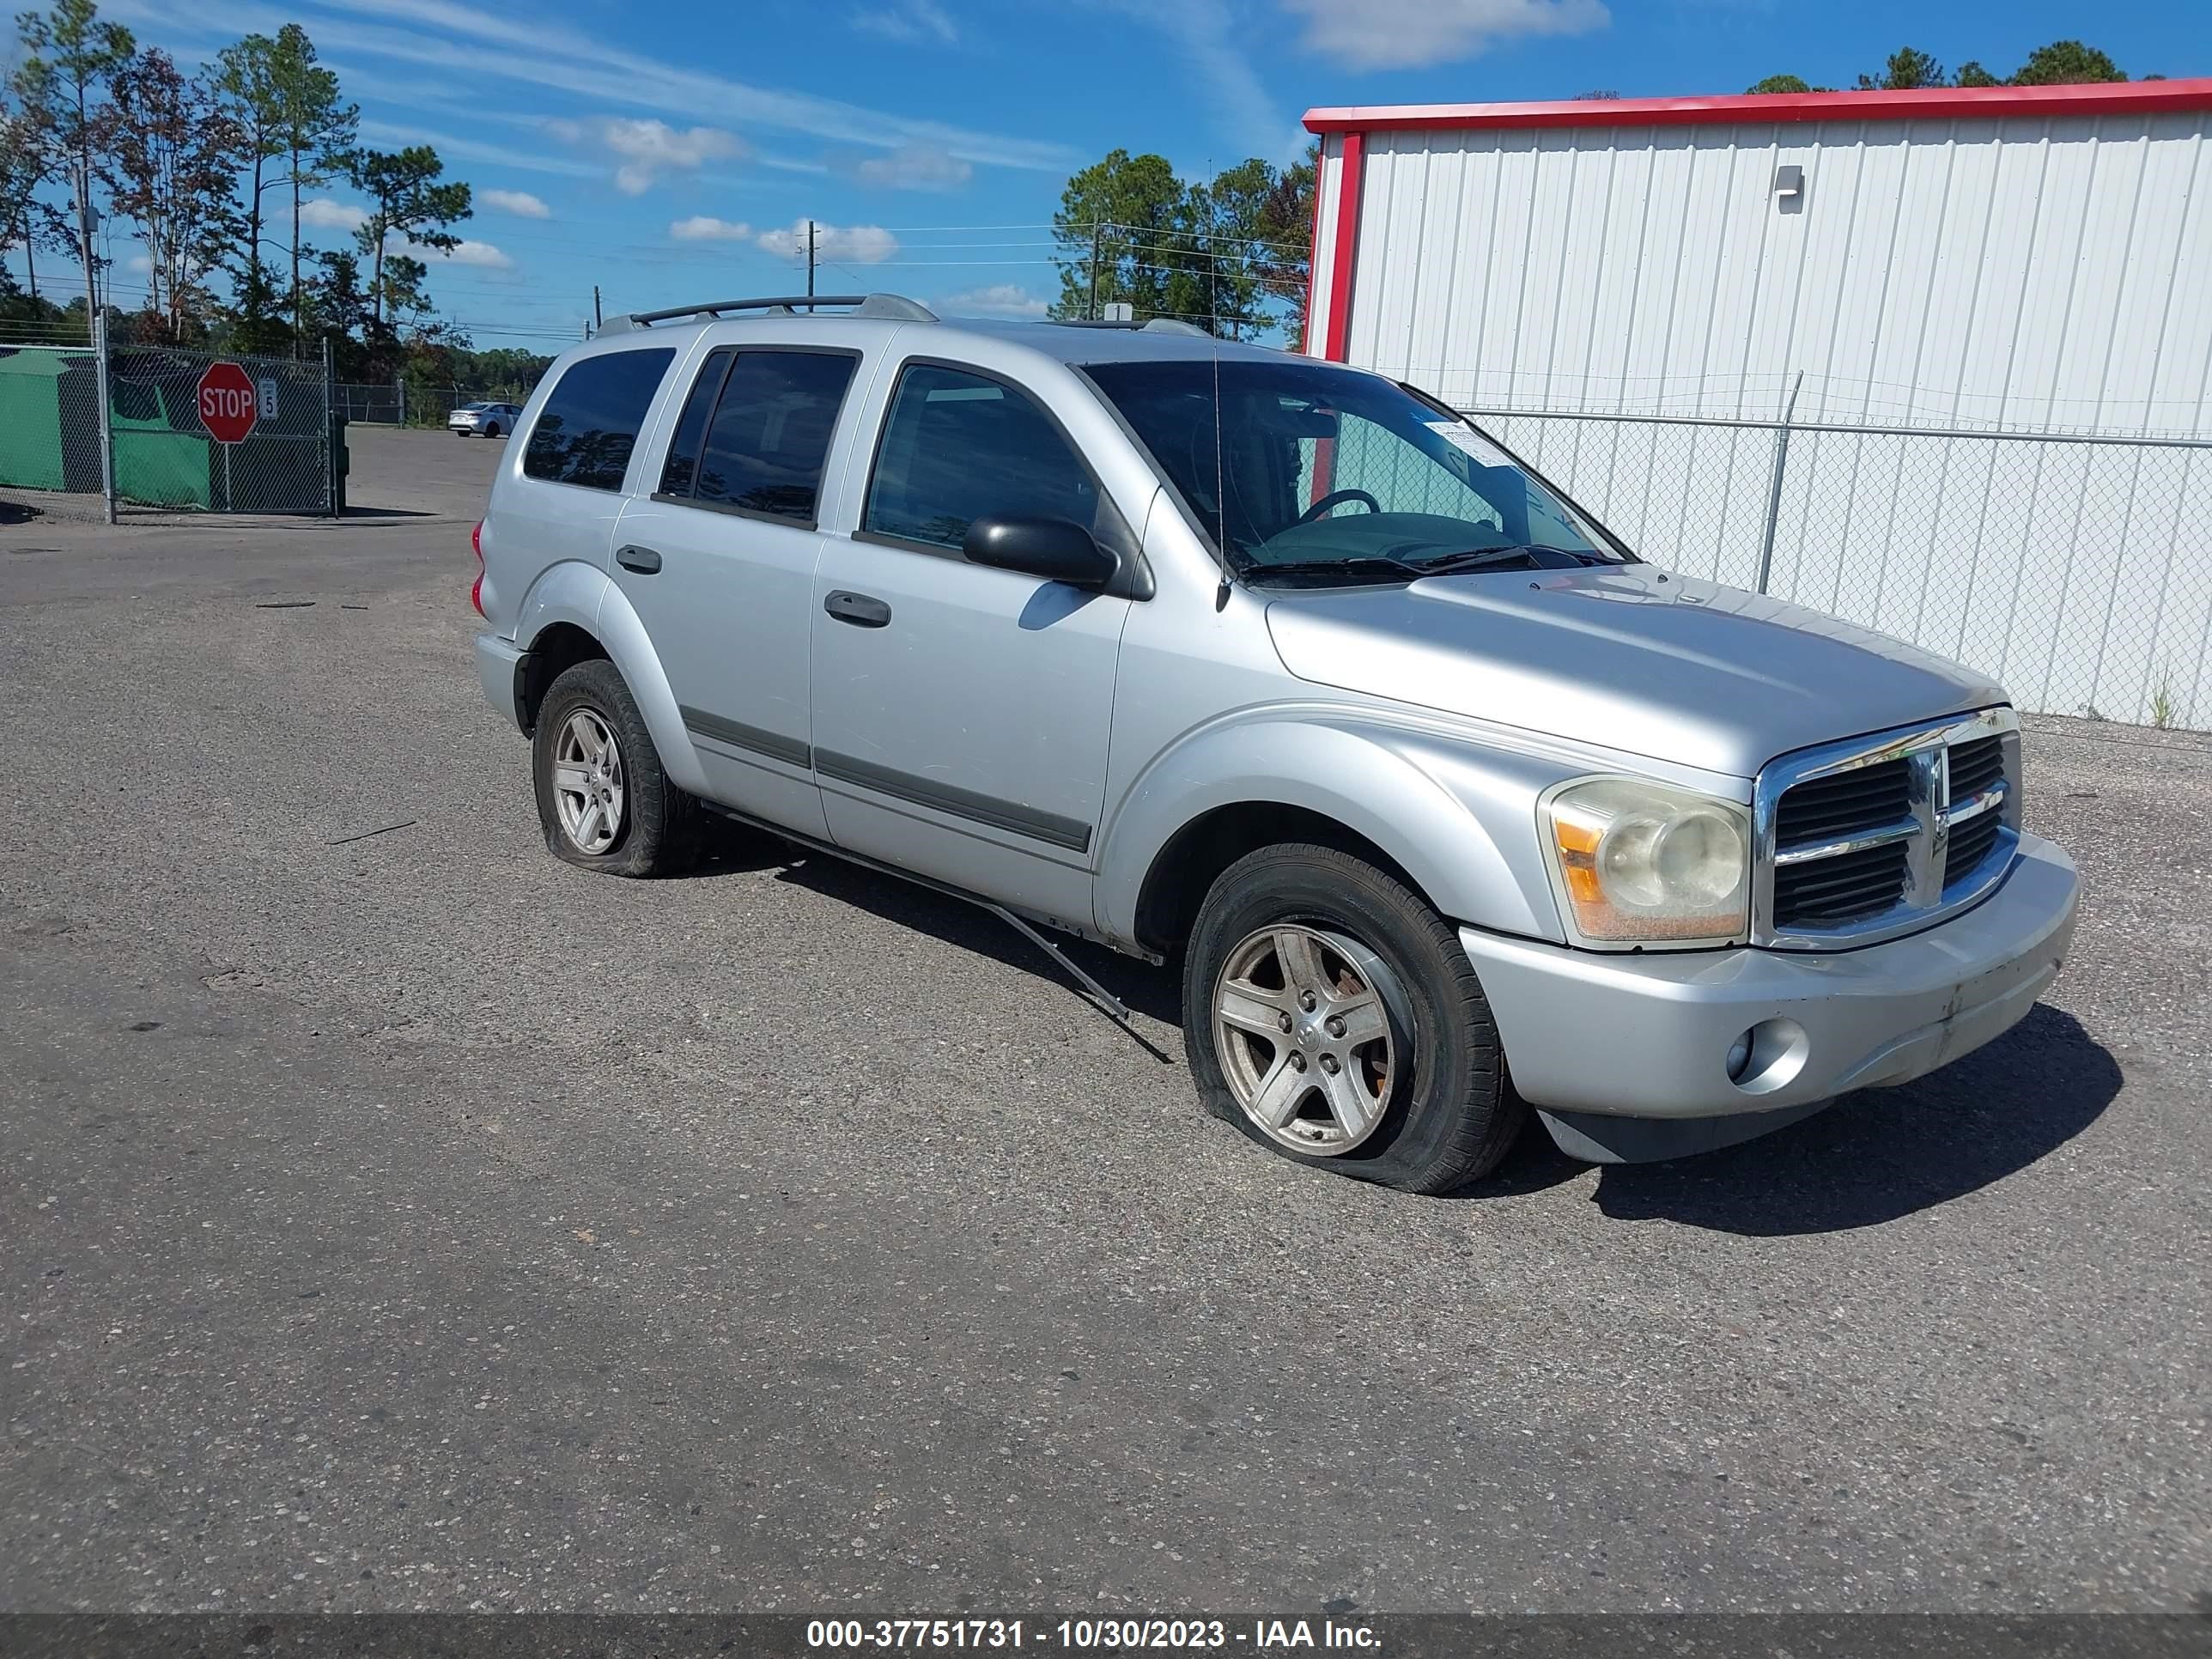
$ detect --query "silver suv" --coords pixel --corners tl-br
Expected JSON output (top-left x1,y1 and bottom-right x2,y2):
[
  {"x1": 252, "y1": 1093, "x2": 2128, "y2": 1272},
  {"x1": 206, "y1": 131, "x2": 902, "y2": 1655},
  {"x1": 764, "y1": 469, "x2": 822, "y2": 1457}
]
[{"x1": 471, "y1": 293, "x2": 2079, "y2": 1193}]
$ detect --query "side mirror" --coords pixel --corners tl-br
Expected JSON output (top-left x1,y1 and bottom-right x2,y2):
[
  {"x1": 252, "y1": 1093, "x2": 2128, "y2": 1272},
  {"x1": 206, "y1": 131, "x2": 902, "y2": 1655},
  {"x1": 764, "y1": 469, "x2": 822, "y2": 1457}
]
[{"x1": 963, "y1": 514, "x2": 1117, "y2": 590}]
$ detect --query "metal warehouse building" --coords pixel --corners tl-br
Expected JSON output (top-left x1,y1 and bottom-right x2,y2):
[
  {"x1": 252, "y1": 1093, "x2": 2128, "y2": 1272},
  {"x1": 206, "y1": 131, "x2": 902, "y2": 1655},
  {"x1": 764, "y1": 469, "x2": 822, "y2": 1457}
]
[{"x1": 1302, "y1": 81, "x2": 2212, "y2": 729}]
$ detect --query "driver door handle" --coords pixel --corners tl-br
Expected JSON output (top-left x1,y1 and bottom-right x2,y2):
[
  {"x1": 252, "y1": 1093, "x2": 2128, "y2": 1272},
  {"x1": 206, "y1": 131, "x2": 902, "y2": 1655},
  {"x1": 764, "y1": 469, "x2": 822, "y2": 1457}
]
[
  {"x1": 824, "y1": 590, "x2": 891, "y2": 628},
  {"x1": 616, "y1": 544, "x2": 662, "y2": 575}
]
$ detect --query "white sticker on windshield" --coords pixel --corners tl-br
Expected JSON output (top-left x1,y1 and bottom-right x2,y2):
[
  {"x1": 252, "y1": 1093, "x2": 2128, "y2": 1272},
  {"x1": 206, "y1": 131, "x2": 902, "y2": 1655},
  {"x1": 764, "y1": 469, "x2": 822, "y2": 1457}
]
[{"x1": 1424, "y1": 419, "x2": 1492, "y2": 460}]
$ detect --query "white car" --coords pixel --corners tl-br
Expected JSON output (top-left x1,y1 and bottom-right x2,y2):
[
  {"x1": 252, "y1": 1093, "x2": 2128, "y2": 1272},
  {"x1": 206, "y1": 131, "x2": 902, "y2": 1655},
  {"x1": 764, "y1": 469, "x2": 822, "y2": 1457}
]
[{"x1": 449, "y1": 401, "x2": 522, "y2": 438}]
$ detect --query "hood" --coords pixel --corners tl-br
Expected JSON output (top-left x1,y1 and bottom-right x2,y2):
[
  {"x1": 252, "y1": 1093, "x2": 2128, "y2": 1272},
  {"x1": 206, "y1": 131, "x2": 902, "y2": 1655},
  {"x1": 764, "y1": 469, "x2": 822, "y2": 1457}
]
[{"x1": 1263, "y1": 564, "x2": 2004, "y2": 778}]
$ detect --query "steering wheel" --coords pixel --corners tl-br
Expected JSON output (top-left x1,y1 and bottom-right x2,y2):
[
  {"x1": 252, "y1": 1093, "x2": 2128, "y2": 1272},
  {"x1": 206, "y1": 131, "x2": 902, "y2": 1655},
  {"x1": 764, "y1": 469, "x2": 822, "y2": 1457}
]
[{"x1": 1297, "y1": 489, "x2": 1381, "y2": 526}]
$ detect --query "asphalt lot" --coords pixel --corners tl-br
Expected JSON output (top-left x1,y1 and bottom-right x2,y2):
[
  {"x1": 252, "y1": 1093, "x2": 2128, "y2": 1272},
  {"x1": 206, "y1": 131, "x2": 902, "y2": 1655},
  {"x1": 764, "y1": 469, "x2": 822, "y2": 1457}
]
[{"x1": 2, "y1": 426, "x2": 2207, "y2": 1616}]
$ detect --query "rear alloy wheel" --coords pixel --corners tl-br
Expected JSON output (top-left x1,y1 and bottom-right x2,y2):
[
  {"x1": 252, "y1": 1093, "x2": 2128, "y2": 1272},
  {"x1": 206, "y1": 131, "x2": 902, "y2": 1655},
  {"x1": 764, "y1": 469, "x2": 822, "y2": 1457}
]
[
  {"x1": 531, "y1": 658, "x2": 699, "y2": 877},
  {"x1": 483, "y1": 422, "x2": 501, "y2": 438},
  {"x1": 550, "y1": 708, "x2": 625, "y2": 856},
  {"x1": 1183, "y1": 842, "x2": 1527, "y2": 1193}
]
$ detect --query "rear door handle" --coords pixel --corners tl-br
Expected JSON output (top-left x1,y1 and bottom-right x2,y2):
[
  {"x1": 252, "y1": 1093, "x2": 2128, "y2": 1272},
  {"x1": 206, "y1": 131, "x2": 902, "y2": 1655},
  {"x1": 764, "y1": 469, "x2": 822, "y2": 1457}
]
[
  {"x1": 616, "y1": 544, "x2": 662, "y2": 574},
  {"x1": 824, "y1": 590, "x2": 891, "y2": 628}
]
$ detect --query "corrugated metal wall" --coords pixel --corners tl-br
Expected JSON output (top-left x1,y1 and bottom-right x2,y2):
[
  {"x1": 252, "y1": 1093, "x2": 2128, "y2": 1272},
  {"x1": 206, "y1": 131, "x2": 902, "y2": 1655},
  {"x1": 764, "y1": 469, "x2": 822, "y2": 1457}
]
[
  {"x1": 1316, "y1": 113, "x2": 2212, "y2": 726},
  {"x1": 1336, "y1": 113, "x2": 2212, "y2": 433}
]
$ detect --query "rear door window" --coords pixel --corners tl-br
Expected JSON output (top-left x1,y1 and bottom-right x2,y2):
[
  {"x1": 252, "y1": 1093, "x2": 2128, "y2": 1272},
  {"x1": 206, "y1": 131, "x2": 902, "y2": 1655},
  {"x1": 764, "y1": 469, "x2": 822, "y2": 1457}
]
[
  {"x1": 522, "y1": 346, "x2": 676, "y2": 491},
  {"x1": 657, "y1": 347, "x2": 734, "y2": 498},
  {"x1": 682, "y1": 350, "x2": 859, "y2": 526},
  {"x1": 863, "y1": 363, "x2": 1101, "y2": 552}
]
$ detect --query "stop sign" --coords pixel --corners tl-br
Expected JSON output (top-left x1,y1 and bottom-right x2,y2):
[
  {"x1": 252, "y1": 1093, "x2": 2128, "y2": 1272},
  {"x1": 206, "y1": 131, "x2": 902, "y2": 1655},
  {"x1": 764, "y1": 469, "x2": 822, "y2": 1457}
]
[{"x1": 197, "y1": 361, "x2": 258, "y2": 444}]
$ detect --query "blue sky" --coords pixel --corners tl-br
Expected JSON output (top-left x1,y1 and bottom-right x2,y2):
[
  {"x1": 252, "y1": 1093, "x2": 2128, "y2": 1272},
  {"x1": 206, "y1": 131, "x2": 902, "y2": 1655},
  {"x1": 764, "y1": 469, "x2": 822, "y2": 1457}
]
[{"x1": 17, "y1": 0, "x2": 2206, "y2": 349}]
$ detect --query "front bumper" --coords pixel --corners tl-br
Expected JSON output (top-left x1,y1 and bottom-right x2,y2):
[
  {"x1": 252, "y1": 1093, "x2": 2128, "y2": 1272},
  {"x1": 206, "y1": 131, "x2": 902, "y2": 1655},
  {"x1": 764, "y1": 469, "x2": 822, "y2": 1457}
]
[{"x1": 1460, "y1": 833, "x2": 2078, "y2": 1159}]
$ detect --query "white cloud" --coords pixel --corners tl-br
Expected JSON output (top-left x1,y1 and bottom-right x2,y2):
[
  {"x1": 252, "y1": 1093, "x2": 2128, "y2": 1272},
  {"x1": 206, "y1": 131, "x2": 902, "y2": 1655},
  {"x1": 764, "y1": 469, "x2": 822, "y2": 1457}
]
[
  {"x1": 300, "y1": 198, "x2": 368, "y2": 231},
  {"x1": 670, "y1": 216, "x2": 752, "y2": 242},
  {"x1": 434, "y1": 239, "x2": 514, "y2": 269},
  {"x1": 357, "y1": 117, "x2": 599, "y2": 179},
  {"x1": 480, "y1": 188, "x2": 550, "y2": 219},
  {"x1": 943, "y1": 283, "x2": 1047, "y2": 319},
  {"x1": 106, "y1": 0, "x2": 1074, "y2": 172},
  {"x1": 1276, "y1": 0, "x2": 1607, "y2": 70},
  {"x1": 853, "y1": 0, "x2": 957, "y2": 42},
  {"x1": 1101, "y1": 0, "x2": 1302, "y2": 162},
  {"x1": 854, "y1": 143, "x2": 972, "y2": 192},
  {"x1": 548, "y1": 116, "x2": 744, "y2": 194},
  {"x1": 388, "y1": 234, "x2": 514, "y2": 269},
  {"x1": 756, "y1": 220, "x2": 899, "y2": 265}
]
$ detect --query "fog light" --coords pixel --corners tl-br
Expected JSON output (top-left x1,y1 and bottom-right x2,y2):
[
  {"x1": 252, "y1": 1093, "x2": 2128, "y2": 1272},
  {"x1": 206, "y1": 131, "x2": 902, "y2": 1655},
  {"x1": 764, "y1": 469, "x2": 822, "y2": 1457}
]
[{"x1": 1727, "y1": 1017, "x2": 1810, "y2": 1096}]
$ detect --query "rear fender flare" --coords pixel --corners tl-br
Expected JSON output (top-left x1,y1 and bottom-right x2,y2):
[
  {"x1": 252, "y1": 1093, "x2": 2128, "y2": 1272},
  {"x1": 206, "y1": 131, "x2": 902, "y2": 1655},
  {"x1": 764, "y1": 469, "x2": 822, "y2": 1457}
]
[{"x1": 515, "y1": 561, "x2": 710, "y2": 797}]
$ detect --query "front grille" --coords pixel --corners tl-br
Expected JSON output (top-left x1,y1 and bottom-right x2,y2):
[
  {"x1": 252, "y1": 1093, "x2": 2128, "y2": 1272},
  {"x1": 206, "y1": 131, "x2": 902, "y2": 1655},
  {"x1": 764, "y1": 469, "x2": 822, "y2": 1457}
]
[
  {"x1": 1948, "y1": 735, "x2": 2004, "y2": 802},
  {"x1": 1772, "y1": 840, "x2": 1911, "y2": 927},
  {"x1": 1773, "y1": 758, "x2": 1913, "y2": 849},
  {"x1": 1944, "y1": 807, "x2": 2002, "y2": 886},
  {"x1": 1758, "y1": 711, "x2": 2021, "y2": 945}
]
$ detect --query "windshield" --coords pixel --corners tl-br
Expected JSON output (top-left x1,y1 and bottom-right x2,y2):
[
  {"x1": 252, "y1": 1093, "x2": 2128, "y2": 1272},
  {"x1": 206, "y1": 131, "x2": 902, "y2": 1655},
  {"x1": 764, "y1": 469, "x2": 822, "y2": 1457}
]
[{"x1": 1083, "y1": 357, "x2": 1627, "y2": 580}]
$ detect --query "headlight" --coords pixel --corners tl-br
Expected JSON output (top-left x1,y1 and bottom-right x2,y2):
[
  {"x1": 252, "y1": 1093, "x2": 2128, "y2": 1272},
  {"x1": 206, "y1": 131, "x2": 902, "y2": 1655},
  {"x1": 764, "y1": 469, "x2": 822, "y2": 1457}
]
[{"x1": 1540, "y1": 776, "x2": 1750, "y2": 947}]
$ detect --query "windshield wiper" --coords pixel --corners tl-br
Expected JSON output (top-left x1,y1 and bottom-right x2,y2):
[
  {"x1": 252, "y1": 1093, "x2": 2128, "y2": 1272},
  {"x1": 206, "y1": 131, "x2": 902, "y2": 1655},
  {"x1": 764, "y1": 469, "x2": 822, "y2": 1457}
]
[
  {"x1": 1411, "y1": 544, "x2": 1610, "y2": 574},
  {"x1": 1243, "y1": 556, "x2": 1427, "y2": 585}
]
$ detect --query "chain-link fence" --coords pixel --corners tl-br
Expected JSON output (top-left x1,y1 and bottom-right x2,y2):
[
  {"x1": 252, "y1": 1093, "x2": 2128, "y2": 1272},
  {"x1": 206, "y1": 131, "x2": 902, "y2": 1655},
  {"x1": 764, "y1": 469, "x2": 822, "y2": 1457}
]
[
  {"x1": 333, "y1": 381, "x2": 404, "y2": 424},
  {"x1": 0, "y1": 331, "x2": 337, "y2": 521},
  {"x1": 333, "y1": 380, "x2": 540, "y2": 427},
  {"x1": 109, "y1": 343, "x2": 332, "y2": 514},
  {"x1": 0, "y1": 342, "x2": 110, "y2": 522},
  {"x1": 1462, "y1": 408, "x2": 2212, "y2": 732}
]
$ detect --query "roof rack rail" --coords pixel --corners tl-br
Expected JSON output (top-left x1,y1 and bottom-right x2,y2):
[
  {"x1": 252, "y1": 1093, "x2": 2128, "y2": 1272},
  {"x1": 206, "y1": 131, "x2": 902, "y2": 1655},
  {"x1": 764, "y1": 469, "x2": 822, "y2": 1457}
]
[
  {"x1": 599, "y1": 293, "x2": 938, "y2": 332},
  {"x1": 1052, "y1": 317, "x2": 1215, "y2": 338}
]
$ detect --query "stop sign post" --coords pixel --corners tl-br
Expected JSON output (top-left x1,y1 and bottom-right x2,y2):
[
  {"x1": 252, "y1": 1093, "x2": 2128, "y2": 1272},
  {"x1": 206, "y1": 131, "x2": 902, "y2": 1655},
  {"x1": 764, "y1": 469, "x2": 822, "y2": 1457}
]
[{"x1": 197, "y1": 361, "x2": 258, "y2": 445}]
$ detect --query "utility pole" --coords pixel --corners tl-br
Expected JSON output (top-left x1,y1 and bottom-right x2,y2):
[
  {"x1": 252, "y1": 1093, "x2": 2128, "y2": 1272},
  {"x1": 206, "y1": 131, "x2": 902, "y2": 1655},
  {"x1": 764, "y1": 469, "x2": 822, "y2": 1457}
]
[
  {"x1": 1089, "y1": 223, "x2": 1102, "y2": 321},
  {"x1": 592, "y1": 285, "x2": 602, "y2": 331},
  {"x1": 78, "y1": 192, "x2": 98, "y2": 340},
  {"x1": 805, "y1": 220, "x2": 817, "y2": 308}
]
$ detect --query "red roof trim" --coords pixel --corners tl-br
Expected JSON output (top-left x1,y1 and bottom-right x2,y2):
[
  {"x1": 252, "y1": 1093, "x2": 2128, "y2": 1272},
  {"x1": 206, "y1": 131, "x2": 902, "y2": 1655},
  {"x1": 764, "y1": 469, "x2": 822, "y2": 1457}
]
[{"x1": 1304, "y1": 78, "x2": 2212, "y2": 135}]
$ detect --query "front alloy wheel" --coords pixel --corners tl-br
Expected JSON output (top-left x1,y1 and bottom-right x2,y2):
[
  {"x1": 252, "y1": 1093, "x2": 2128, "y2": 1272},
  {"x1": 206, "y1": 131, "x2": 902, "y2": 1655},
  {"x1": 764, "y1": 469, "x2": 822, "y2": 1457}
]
[
  {"x1": 1182, "y1": 842, "x2": 1526, "y2": 1192},
  {"x1": 1213, "y1": 924, "x2": 1404, "y2": 1154}
]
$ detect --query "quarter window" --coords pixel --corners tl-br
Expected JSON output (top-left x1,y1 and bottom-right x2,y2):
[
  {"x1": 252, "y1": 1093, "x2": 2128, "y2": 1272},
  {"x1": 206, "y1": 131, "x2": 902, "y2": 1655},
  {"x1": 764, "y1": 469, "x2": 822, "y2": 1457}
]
[
  {"x1": 522, "y1": 347, "x2": 675, "y2": 491},
  {"x1": 864, "y1": 364, "x2": 1102, "y2": 552}
]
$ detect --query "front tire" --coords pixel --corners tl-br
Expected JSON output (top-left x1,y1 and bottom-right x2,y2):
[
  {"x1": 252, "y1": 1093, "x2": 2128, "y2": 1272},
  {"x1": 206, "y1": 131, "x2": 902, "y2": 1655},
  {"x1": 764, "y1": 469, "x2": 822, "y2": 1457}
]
[
  {"x1": 1182, "y1": 843, "x2": 1526, "y2": 1194},
  {"x1": 532, "y1": 659, "x2": 700, "y2": 877}
]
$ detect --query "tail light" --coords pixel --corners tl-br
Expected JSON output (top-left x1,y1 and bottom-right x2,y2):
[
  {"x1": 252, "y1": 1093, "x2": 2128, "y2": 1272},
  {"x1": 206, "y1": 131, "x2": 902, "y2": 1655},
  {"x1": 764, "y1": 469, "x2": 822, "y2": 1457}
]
[{"x1": 471, "y1": 519, "x2": 485, "y2": 617}]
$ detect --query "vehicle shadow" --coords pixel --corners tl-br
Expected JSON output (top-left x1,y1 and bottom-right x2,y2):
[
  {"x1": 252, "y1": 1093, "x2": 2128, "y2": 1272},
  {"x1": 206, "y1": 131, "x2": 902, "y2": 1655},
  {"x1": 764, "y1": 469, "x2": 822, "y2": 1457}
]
[
  {"x1": 1455, "y1": 1004, "x2": 2123, "y2": 1234},
  {"x1": 732, "y1": 829, "x2": 1184, "y2": 1027},
  {"x1": 690, "y1": 821, "x2": 2120, "y2": 1231}
]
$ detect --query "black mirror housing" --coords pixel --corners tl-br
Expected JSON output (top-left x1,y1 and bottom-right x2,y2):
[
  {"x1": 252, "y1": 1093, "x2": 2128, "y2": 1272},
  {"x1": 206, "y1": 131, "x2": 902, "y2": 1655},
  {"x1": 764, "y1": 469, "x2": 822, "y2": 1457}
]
[{"x1": 963, "y1": 515, "x2": 1118, "y2": 590}]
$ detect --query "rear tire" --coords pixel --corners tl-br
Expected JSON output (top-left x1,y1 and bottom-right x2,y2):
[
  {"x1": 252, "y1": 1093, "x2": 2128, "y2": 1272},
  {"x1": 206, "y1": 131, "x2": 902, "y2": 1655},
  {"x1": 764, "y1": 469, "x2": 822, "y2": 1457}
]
[
  {"x1": 532, "y1": 659, "x2": 700, "y2": 878},
  {"x1": 1182, "y1": 843, "x2": 1525, "y2": 1194},
  {"x1": 483, "y1": 422, "x2": 501, "y2": 438}
]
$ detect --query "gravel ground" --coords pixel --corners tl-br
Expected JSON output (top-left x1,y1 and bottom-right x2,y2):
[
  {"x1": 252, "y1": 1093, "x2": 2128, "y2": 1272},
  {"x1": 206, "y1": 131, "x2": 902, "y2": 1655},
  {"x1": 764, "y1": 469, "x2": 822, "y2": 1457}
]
[{"x1": 1, "y1": 429, "x2": 2206, "y2": 1616}]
